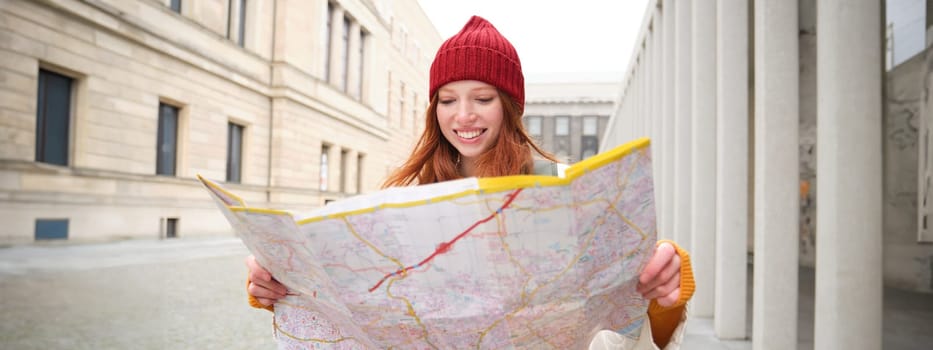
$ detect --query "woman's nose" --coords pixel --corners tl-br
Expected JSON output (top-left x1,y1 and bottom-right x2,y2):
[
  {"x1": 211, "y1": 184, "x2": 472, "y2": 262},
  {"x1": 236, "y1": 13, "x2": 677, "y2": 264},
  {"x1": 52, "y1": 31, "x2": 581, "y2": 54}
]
[{"x1": 456, "y1": 102, "x2": 477, "y2": 123}]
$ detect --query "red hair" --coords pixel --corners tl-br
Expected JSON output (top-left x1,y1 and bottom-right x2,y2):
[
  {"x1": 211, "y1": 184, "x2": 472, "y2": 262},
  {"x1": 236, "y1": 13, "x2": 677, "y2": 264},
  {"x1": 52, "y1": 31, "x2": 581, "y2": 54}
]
[{"x1": 382, "y1": 91, "x2": 558, "y2": 188}]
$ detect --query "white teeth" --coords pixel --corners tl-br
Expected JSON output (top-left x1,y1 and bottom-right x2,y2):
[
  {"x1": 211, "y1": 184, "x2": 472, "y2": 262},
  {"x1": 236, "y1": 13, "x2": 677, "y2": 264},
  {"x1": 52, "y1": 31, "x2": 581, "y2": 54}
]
[{"x1": 457, "y1": 130, "x2": 482, "y2": 139}]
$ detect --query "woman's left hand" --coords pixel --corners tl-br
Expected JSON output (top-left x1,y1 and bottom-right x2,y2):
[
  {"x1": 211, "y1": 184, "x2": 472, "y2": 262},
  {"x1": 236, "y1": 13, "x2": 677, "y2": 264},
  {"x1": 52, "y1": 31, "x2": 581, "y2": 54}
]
[{"x1": 636, "y1": 242, "x2": 681, "y2": 307}]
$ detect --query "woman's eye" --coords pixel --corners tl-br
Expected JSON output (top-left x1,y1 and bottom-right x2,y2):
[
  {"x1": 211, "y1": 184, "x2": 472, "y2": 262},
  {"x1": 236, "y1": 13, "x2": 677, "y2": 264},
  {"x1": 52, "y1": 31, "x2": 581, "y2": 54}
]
[
  {"x1": 439, "y1": 99, "x2": 455, "y2": 105},
  {"x1": 476, "y1": 98, "x2": 493, "y2": 103}
]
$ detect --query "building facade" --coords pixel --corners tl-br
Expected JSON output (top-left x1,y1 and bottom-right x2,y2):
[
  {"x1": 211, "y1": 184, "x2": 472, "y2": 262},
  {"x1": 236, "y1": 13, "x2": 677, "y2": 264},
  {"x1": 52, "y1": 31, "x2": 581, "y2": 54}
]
[
  {"x1": 603, "y1": 0, "x2": 933, "y2": 348},
  {"x1": 523, "y1": 79, "x2": 616, "y2": 164},
  {"x1": 0, "y1": 0, "x2": 440, "y2": 243}
]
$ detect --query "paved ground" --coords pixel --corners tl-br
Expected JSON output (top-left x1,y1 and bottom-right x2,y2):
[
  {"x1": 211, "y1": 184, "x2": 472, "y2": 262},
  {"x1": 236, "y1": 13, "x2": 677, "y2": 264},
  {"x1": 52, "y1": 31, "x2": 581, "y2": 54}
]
[
  {"x1": 0, "y1": 237, "x2": 275, "y2": 349},
  {"x1": 682, "y1": 265, "x2": 933, "y2": 350},
  {"x1": 1, "y1": 237, "x2": 931, "y2": 349}
]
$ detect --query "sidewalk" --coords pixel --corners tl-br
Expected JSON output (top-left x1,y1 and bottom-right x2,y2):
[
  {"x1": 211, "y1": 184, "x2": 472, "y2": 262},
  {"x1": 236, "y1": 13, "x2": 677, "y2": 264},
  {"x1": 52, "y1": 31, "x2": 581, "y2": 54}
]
[{"x1": 681, "y1": 265, "x2": 933, "y2": 350}]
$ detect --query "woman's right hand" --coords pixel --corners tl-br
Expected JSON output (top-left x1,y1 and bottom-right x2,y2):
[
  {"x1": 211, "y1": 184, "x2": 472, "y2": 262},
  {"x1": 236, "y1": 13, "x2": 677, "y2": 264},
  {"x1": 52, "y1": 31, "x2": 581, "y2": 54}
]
[{"x1": 246, "y1": 255, "x2": 288, "y2": 306}]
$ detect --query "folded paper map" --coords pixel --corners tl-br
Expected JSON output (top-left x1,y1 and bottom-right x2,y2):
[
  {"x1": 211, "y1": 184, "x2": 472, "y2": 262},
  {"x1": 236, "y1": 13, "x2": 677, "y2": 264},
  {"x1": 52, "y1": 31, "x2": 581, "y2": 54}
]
[{"x1": 200, "y1": 137, "x2": 657, "y2": 349}]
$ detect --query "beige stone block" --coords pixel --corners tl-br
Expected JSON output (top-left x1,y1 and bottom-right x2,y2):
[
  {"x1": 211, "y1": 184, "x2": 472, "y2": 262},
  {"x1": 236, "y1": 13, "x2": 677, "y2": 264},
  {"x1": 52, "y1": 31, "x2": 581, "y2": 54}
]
[
  {"x1": 94, "y1": 30, "x2": 133, "y2": 58},
  {"x1": 82, "y1": 137, "x2": 146, "y2": 162},
  {"x1": 21, "y1": 172, "x2": 117, "y2": 194},
  {"x1": 91, "y1": 93, "x2": 155, "y2": 120},
  {"x1": 4, "y1": 0, "x2": 91, "y2": 44},
  {"x1": 0, "y1": 143, "x2": 31, "y2": 160},
  {"x1": 0, "y1": 108, "x2": 33, "y2": 130},
  {"x1": 0, "y1": 68, "x2": 36, "y2": 93},
  {"x1": 0, "y1": 48, "x2": 39, "y2": 76},
  {"x1": 0, "y1": 169, "x2": 22, "y2": 190},
  {"x1": 0, "y1": 125, "x2": 32, "y2": 146},
  {"x1": 43, "y1": 45, "x2": 97, "y2": 75},
  {"x1": 0, "y1": 88, "x2": 34, "y2": 114},
  {"x1": 0, "y1": 20, "x2": 47, "y2": 58},
  {"x1": 190, "y1": 0, "x2": 229, "y2": 37},
  {"x1": 84, "y1": 107, "x2": 153, "y2": 132},
  {"x1": 86, "y1": 122, "x2": 154, "y2": 149},
  {"x1": 81, "y1": 153, "x2": 150, "y2": 175}
]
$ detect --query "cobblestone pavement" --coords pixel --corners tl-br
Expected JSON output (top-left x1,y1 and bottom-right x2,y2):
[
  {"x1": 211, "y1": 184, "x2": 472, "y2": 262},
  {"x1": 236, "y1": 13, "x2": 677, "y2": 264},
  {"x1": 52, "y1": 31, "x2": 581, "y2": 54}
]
[{"x1": 0, "y1": 237, "x2": 276, "y2": 349}]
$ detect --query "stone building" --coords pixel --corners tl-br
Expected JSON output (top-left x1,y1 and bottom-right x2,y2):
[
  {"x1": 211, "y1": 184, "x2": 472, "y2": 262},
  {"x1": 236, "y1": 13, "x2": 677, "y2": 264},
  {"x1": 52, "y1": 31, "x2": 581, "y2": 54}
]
[
  {"x1": 523, "y1": 77, "x2": 616, "y2": 164},
  {"x1": 0, "y1": 0, "x2": 440, "y2": 243},
  {"x1": 602, "y1": 0, "x2": 933, "y2": 348}
]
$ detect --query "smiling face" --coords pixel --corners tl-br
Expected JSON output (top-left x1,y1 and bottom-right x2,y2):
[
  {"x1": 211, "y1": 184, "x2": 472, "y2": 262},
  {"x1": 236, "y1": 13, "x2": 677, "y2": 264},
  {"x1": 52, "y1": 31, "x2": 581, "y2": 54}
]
[{"x1": 435, "y1": 80, "x2": 505, "y2": 174}]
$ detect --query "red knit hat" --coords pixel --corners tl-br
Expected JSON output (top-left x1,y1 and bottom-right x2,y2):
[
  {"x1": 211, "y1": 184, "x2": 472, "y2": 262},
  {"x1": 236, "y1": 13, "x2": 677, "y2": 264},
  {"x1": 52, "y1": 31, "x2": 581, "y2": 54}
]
[{"x1": 429, "y1": 16, "x2": 525, "y2": 112}]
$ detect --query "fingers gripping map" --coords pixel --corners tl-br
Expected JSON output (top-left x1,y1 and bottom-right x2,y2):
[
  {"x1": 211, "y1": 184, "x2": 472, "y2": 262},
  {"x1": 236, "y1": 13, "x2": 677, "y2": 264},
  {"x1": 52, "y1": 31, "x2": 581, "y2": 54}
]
[{"x1": 200, "y1": 138, "x2": 657, "y2": 349}]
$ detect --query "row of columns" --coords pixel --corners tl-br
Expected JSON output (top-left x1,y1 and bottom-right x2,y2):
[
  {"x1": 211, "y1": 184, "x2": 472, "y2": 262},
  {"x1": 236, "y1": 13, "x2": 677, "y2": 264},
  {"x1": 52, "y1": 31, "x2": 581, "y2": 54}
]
[
  {"x1": 327, "y1": 4, "x2": 365, "y2": 99},
  {"x1": 603, "y1": 0, "x2": 882, "y2": 348}
]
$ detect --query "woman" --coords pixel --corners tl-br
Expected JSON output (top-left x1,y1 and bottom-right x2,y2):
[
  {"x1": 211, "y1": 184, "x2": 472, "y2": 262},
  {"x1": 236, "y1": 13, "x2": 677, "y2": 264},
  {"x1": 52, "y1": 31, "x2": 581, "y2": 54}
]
[{"x1": 246, "y1": 16, "x2": 694, "y2": 349}]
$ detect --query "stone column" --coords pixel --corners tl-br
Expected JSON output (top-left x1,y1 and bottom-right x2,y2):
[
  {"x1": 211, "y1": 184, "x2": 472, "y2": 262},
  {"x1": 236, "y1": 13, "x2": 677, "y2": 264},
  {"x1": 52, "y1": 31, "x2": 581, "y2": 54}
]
[
  {"x1": 814, "y1": 1, "x2": 883, "y2": 349},
  {"x1": 753, "y1": 0, "x2": 799, "y2": 349},
  {"x1": 328, "y1": 6, "x2": 344, "y2": 87},
  {"x1": 638, "y1": 47, "x2": 646, "y2": 139},
  {"x1": 328, "y1": 144, "x2": 341, "y2": 194},
  {"x1": 651, "y1": 6, "x2": 664, "y2": 223},
  {"x1": 632, "y1": 47, "x2": 648, "y2": 140},
  {"x1": 347, "y1": 21, "x2": 362, "y2": 98},
  {"x1": 715, "y1": 0, "x2": 749, "y2": 339},
  {"x1": 661, "y1": 0, "x2": 676, "y2": 240},
  {"x1": 691, "y1": 0, "x2": 716, "y2": 318},
  {"x1": 674, "y1": 0, "x2": 693, "y2": 250},
  {"x1": 341, "y1": 149, "x2": 359, "y2": 194},
  {"x1": 645, "y1": 35, "x2": 654, "y2": 141}
]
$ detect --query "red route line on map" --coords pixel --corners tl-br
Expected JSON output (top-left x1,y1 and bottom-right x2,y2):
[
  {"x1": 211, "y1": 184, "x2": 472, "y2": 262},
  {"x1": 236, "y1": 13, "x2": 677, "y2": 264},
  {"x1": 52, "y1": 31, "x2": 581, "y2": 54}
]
[{"x1": 367, "y1": 188, "x2": 524, "y2": 293}]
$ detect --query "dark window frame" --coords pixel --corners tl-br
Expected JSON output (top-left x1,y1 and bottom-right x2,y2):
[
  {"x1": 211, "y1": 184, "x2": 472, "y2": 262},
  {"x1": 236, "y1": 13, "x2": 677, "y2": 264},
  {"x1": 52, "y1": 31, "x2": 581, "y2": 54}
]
[
  {"x1": 341, "y1": 16, "x2": 351, "y2": 91},
  {"x1": 226, "y1": 122, "x2": 244, "y2": 183},
  {"x1": 35, "y1": 69, "x2": 73, "y2": 166},
  {"x1": 320, "y1": 144, "x2": 330, "y2": 191},
  {"x1": 325, "y1": 2, "x2": 333, "y2": 82},
  {"x1": 357, "y1": 30, "x2": 366, "y2": 99},
  {"x1": 237, "y1": 0, "x2": 247, "y2": 47},
  {"x1": 156, "y1": 103, "x2": 179, "y2": 176}
]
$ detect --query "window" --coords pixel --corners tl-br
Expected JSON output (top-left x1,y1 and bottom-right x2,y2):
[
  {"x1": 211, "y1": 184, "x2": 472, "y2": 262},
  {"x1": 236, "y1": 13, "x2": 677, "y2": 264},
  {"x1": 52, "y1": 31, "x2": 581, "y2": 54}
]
[
  {"x1": 156, "y1": 103, "x2": 179, "y2": 175},
  {"x1": 35, "y1": 69, "x2": 73, "y2": 166},
  {"x1": 237, "y1": 0, "x2": 247, "y2": 47},
  {"x1": 581, "y1": 116, "x2": 599, "y2": 159},
  {"x1": 581, "y1": 136, "x2": 598, "y2": 160},
  {"x1": 885, "y1": 0, "x2": 925, "y2": 69},
  {"x1": 341, "y1": 16, "x2": 350, "y2": 91},
  {"x1": 162, "y1": 217, "x2": 179, "y2": 239},
  {"x1": 555, "y1": 137, "x2": 570, "y2": 161},
  {"x1": 226, "y1": 122, "x2": 244, "y2": 183},
  {"x1": 525, "y1": 116, "x2": 542, "y2": 136},
  {"x1": 583, "y1": 116, "x2": 598, "y2": 136},
  {"x1": 320, "y1": 145, "x2": 330, "y2": 191},
  {"x1": 35, "y1": 219, "x2": 68, "y2": 240},
  {"x1": 228, "y1": 0, "x2": 247, "y2": 47},
  {"x1": 170, "y1": 0, "x2": 181, "y2": 13},
  {"x1": 340, "y1": 149, "x2": 349, "y2": 192},
  {"x1": 555, "y1": 116, "x2": 570, "y2": 136},
  {"x1": 357, "y1": 153, "x2": 365, "y2": 193},
  {"x1": 357, "y1": 31, "x2": 366, "y2": 99},
  {"x1": 325, "y1": 2, "x2": 333, "y2": 81}
]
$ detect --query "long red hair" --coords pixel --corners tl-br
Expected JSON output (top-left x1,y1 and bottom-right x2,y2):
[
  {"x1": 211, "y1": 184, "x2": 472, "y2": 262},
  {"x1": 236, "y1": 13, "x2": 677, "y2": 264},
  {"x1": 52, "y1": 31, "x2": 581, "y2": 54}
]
[{"x1": 383, "y1": 90, "x2": 558, "y2": 187}]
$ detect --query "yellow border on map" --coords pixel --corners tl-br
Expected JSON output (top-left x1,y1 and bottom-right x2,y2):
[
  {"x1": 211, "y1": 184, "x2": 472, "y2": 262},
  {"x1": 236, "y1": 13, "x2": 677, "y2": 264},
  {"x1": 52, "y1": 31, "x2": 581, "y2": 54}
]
[{"x1": 201, "y1": 138, "x2": 650, "y2": 224}]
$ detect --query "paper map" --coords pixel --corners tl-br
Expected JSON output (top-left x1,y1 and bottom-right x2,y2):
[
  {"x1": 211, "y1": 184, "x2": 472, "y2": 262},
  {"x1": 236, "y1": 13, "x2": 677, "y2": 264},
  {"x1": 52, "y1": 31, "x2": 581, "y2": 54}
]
[{"x1": 200, "y1": 138, "x2": 657, "y2": 349}]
